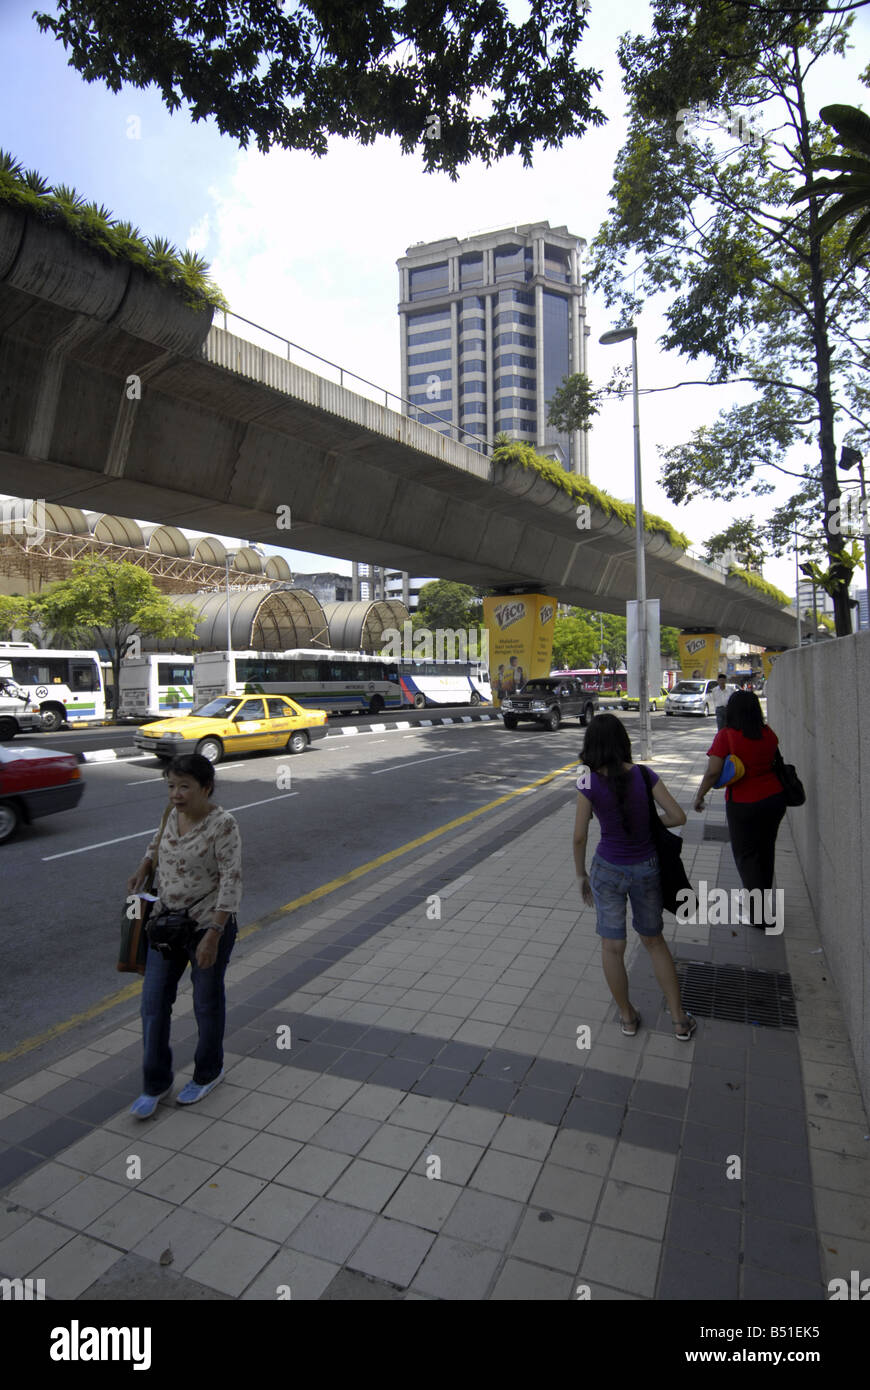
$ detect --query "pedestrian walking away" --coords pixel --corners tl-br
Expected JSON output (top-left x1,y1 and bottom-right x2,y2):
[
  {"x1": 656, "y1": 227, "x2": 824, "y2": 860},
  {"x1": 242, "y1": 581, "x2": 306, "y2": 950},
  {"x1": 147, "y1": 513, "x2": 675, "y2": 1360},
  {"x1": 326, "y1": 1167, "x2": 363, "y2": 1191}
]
[
  {"x1": 693, "y1": 691, "x2": 787, "y2": 929},
  {"x1": 125, "y1": 754, "x2": 242, "y2": 1118},
  {"x1": 573, "y1": 713, "x2": 696, "y2": 1041},
  {"x1": 712, "y1": 672, "x2": 736, "y2": 731}
]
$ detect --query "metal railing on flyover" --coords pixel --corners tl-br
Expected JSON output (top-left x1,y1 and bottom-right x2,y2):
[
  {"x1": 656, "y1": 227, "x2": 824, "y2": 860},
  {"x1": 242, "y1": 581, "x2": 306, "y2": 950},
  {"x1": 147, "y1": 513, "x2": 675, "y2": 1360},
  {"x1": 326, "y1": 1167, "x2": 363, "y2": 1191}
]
[{"x1": 218, "y1": 308, "x2": 492, "y2": 458}]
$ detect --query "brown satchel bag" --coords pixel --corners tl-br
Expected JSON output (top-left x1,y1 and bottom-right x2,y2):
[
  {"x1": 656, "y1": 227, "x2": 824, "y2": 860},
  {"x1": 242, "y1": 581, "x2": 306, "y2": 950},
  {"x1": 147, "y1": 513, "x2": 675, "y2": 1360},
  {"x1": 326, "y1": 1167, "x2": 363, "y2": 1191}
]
[{"x1": 116, "y1": 804, "x2": 172, "y2": 974}]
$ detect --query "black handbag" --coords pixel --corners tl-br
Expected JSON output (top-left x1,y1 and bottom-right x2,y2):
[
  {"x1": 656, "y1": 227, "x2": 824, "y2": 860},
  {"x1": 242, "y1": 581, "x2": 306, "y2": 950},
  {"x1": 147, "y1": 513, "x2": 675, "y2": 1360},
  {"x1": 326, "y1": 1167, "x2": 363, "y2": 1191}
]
[
  {"x1": 147, "y1": 891, "x2": 212, "y2": 956},
  {"x1": 773, "y1": 747, "x2": 806, "y2": 807},
  {"x1": 640, "y1": 766, "x2": 693, "y2": 915}
]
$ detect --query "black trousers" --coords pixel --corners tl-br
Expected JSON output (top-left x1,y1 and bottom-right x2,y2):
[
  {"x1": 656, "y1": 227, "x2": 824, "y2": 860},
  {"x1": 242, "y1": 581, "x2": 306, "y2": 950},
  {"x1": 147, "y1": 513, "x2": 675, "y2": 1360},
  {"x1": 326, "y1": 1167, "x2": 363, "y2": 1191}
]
[{"x1": 726, "y1": 791, "x2": 787, "y2": 924}]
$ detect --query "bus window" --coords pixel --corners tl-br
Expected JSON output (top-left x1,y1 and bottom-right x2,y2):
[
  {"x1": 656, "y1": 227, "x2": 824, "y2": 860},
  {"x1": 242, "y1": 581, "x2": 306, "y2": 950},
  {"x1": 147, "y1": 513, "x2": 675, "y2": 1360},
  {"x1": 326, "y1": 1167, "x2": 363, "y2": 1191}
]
[{"x1": 70, "y1": 661, "x2": 98, "y2": 691}]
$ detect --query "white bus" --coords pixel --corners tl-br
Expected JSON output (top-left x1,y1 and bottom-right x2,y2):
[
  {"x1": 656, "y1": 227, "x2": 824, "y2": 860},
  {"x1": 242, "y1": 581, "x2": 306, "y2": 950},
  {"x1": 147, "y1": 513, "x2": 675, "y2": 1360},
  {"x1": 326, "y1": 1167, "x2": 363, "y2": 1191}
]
[
  {"x1": 397, "y1": 660, "x2": 492, "y2": 708},
  {"x1": 194, "y1": 649, "x2": 403, "y2": 715},
  {"x1": 0, "y1": 643, "x2": 106, "y2": 732},
  {"x1": 119, "y1": 655, "x2": 196, "y2": 721}
]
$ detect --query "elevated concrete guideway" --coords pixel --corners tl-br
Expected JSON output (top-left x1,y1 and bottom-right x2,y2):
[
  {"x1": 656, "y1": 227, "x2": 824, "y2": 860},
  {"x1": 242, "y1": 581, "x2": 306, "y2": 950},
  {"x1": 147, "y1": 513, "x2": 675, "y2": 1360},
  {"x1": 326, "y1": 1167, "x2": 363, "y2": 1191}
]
[{"x1": 0, "y1": 214, "x2": 801, "y2": 648}]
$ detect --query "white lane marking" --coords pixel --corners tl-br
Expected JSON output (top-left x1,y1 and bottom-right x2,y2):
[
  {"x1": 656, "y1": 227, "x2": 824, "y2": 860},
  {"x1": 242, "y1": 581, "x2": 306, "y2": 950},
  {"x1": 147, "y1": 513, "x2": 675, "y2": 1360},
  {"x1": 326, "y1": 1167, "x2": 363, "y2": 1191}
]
[
  {"x1": 370, "y1": 723, "x2": 387, "y2": 732},
  {"x1": 42, "y1": 793, "x2": 299, "y2": 860},
  {"x1": 370, "y1": 750, "x2": 467, "y2": 775}
]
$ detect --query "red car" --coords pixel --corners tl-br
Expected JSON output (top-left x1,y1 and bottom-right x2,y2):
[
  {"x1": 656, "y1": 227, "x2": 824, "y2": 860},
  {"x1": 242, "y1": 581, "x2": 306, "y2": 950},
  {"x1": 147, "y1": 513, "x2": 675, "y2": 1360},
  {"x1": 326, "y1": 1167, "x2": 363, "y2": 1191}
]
[{"x1": 0, "y1": 744, "x2": 85, "y2": 843}]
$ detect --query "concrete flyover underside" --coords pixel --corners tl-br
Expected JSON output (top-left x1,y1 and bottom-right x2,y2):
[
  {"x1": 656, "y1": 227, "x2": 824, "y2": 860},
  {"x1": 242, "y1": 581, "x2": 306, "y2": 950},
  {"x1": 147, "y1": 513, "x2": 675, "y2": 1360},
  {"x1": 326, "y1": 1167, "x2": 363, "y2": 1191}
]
[{"x1": 0, "y1": 213, "x2": 802, "y2": 649}]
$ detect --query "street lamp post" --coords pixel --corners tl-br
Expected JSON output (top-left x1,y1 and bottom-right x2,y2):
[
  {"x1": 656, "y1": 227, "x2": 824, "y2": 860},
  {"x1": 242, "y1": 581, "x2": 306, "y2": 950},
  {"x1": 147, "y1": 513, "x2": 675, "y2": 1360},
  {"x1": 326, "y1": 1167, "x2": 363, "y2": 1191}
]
[
  {"x1": 224, "y1": 550, "x2": 236, "y2": 657},
  {"x1": 599, "y1": 325, "x2": 650, "y2": 760}
]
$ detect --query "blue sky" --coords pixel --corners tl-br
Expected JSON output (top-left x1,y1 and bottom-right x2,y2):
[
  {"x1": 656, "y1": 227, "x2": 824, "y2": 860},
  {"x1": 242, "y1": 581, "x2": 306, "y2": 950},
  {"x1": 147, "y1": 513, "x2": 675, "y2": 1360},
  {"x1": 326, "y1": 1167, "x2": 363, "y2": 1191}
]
[{"x1": 2, "y1": 0, "x2": 869, "y2": 604}]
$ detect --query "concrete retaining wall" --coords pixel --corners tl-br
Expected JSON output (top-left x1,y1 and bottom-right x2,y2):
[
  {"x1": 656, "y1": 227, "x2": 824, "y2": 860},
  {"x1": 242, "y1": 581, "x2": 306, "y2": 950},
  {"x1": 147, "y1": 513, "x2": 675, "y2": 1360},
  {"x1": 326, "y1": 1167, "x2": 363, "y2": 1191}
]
[{"x1": 766, "y1": 632, "x2": 870, "y2": 1115}]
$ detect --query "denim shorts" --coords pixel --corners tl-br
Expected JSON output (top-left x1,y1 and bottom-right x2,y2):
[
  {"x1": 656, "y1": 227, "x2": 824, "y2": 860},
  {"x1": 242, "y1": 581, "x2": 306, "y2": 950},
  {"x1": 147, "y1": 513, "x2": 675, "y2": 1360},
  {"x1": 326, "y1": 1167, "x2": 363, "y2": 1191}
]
[{"x1": 589, "y1": 851, "x2": 663, "y2": 940}]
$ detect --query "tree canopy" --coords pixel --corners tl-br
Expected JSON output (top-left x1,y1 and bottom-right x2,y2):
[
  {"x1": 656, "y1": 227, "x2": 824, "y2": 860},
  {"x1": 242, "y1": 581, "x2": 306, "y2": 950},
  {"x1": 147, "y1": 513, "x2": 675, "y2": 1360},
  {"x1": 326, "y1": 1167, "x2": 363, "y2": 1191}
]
[
  {"x1": 35, "y1": 0, "x2": 606, "y2": 178},
  {"x1": 590, "y1": 0, "x2": 870, "y2": 635}
]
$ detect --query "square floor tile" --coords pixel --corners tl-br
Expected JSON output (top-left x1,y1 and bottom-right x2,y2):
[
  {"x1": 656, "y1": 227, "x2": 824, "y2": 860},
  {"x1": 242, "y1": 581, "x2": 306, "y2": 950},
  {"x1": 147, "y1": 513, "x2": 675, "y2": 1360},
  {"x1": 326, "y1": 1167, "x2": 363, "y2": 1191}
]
[
  {"x1": 383, "y1": 1173, "x2": 464, "y2": 1231},
  {"x1": 469, "y1": 1150, "x2": 542, "y2": 1204},
  {"x1": 185, "y1": 1226, "x2": 279, "y2": 1297},
  {"x1": 327, "y1": 1160, "x2": 407, "y2": 1213},
  {"x1": 232, "y1": 1184, "x2": 316, "y2": 1242},
  {"x1": 411, "y1": 1236, "x2": 501, "y2": 1300},
  {"x1": 286, "y1": 1199, "x2": 376, "y2": 1264}
]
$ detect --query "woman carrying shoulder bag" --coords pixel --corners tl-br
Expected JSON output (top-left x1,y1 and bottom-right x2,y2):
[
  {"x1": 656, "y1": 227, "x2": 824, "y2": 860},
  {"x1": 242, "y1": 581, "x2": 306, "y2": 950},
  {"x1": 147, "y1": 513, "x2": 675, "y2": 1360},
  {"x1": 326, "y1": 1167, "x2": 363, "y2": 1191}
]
[
  {"x1": 694, "y1": 690, "x2": 786, "y2": 929},
  {"x1": 573, "y1": 714, "x2": 696, "y2": 1041},
  {"x1": 125, "y1": 753, "x2": 242, "y2": 1118}
]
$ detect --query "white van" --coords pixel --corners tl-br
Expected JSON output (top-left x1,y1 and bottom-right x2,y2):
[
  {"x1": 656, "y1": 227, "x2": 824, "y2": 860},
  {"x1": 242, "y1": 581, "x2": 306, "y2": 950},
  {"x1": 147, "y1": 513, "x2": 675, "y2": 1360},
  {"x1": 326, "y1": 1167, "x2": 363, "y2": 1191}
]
[{"x1": 0, "y1": 674, "x2": 44, "y2": 740}]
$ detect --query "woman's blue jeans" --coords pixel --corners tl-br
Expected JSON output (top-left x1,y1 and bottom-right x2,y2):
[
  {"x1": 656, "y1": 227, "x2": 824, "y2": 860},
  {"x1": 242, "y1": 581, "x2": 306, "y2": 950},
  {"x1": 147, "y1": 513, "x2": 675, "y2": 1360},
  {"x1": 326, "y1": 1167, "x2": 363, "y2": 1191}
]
[{"x1": 140, "y1": 918, "x2": 237, "y2": 1095}]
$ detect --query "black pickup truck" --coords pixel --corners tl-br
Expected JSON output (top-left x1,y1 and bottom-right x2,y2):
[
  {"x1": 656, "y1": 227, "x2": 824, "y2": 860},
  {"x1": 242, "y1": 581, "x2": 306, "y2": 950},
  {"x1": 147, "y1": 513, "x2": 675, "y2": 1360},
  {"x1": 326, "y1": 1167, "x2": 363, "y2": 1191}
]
[{"x1": 500, "y1": 678, "x2": 599, "y2": 732}]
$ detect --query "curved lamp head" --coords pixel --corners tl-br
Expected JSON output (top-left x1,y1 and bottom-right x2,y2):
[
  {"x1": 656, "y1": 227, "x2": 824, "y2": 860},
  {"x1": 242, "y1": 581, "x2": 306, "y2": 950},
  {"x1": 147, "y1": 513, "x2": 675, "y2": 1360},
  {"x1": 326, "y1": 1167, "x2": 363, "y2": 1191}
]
[{"x1": 599, "y1": 326, "x2": 637, "y2": 345}]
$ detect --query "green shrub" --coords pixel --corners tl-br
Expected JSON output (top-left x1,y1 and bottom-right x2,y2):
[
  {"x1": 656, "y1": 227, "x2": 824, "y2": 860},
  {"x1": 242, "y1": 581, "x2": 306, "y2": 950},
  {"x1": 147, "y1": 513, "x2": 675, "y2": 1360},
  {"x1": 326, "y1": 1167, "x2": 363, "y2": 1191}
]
[
  {"x1": 0, "y1": 150, "x2": 227, "y2": 311},
  {"x1": 727, "y1": 567, "x2": 791, "y2": 607},
  {"x1": 491, "y1": 440, "x2": 692, "y2": 550}
]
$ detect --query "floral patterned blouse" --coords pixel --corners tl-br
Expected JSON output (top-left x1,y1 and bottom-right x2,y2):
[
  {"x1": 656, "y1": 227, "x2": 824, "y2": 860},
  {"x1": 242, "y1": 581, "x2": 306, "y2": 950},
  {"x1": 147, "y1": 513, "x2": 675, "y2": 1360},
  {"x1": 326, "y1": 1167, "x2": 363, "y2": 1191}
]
[{"x1": 146, "y1": 805, "x2": 242, "y2": 926}]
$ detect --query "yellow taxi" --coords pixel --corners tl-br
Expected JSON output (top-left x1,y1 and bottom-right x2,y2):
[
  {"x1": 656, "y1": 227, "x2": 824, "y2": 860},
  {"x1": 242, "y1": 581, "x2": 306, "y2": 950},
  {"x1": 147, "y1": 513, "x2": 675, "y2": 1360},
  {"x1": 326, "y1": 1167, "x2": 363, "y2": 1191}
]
[{"x1": 133, "y1": 693, "x2": 329, "y2": 765}]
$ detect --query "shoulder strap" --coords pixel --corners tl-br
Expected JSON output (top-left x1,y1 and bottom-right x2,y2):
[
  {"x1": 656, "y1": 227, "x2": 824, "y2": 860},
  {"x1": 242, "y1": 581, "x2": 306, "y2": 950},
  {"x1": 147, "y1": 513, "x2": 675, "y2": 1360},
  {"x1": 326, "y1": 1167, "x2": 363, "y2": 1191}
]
[
  {"x1": 151, "y1": 803, "x2": 173, "y2": 870},
  {"x1": 638, "y1": 764, "x2": 657, "y2": 823}
]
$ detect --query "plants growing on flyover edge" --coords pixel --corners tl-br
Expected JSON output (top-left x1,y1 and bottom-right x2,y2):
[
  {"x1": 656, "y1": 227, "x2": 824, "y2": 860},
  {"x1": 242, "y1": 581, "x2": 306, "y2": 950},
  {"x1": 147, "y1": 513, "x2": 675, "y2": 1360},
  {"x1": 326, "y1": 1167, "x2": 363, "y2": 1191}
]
[{"x1": 0, "y1": 150, "x2": 227, "y2": 311}]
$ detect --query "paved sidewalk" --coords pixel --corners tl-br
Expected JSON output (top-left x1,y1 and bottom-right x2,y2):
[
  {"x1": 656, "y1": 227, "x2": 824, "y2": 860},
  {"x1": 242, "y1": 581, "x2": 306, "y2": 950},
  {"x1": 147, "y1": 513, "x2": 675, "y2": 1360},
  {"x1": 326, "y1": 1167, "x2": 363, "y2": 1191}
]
[{"x1": 1, "y1": 728, "x2": 868, "y2": 1300}]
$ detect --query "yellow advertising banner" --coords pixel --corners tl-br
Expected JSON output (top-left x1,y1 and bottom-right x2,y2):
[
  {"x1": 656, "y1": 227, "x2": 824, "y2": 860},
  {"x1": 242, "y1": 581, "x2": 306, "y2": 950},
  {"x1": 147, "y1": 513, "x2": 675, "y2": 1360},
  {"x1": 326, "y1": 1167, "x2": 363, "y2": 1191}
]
[
  {"x1": 761, "y1": 650, "x2": 785, "y2": 680},
  {"x1": 483, "y1": 595, "x2": 556, "y2": 705},
  {"x1": 678, "y1": 632, "x2": 721, "y2": 681}
]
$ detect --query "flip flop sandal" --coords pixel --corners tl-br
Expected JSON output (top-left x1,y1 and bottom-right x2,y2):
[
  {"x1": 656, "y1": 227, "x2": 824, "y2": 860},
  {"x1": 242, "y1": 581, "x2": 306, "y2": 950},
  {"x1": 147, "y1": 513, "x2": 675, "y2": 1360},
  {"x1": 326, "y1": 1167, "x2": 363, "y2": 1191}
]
[
  {"x1": 620, "y1": 1011, "x2": 641, "y2": 1037},
  {"x1": 674, "y1": 1014, "x2": 697, "y2": 1041}
]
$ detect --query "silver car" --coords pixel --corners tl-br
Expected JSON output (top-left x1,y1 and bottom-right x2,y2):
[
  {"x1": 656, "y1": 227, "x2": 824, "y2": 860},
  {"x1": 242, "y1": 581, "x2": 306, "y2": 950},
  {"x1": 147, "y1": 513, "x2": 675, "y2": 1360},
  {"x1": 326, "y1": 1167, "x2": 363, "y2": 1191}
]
[{"x1": 664, "y1": 679, "x2": 718, "y2": 717}]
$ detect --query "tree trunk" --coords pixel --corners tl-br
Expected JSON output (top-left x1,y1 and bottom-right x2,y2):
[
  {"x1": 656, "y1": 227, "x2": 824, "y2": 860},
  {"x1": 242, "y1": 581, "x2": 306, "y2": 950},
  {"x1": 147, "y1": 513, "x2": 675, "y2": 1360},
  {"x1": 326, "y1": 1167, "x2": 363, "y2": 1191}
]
[{"x1": 796, "y1": 53, "x2": 852, "y2": 637}]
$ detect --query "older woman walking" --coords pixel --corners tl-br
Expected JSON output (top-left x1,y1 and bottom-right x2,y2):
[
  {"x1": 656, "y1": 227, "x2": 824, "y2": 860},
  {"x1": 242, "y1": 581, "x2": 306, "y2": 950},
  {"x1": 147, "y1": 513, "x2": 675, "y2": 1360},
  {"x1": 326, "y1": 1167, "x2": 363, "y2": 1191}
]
[
  {"x1": 573, "y1": 714, "x2": 696, "y2": 1040},
  {"x1": 125, "y1": 753, "x2": 242, "y2": 1117}
]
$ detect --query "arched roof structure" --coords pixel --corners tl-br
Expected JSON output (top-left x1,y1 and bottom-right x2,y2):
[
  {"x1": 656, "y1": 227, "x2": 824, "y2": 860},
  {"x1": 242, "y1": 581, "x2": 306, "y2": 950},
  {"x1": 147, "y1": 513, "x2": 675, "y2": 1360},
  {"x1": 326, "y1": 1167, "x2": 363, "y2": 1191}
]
[
  {"x1": 141, "y1": 589, "x2": 330, "y2": 652},
  {"x1": 322, "y1": 600, "x2": 409, "y2": 652}
]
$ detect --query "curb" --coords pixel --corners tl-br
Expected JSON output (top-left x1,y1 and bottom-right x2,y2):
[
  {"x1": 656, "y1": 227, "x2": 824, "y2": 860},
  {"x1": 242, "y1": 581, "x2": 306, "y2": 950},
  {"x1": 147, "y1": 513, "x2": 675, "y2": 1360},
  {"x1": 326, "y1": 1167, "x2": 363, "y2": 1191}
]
[{"x1": 73, "y1": 711, "x2": 500, "y2": 762}]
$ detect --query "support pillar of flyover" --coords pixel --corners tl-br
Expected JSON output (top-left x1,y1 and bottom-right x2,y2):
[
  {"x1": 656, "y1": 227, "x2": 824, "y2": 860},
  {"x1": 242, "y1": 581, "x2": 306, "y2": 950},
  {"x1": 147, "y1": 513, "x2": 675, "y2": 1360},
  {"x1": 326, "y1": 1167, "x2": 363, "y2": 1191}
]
[{"x1": 482, "y1": 593, "x2": 557, "y2": 706}]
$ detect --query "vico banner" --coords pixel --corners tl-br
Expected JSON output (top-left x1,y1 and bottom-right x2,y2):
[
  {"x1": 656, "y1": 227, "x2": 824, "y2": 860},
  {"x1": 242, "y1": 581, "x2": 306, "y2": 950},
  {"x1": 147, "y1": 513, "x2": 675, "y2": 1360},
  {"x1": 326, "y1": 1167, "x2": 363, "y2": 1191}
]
[
  {"x1": 678, "y1": 631, "x2": 722, "y2": 680},
  {"x1": 483, "y1": 595, "x2": 556, "y2": 706}
]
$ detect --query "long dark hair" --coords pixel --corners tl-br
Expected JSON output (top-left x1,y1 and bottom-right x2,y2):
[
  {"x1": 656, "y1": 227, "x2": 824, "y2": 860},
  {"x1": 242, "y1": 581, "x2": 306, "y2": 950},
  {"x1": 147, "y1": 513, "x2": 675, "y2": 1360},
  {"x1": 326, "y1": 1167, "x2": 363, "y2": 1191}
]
[
  {"x1": 725, "y1": 690, "x2": 765, "y2": 740},
  {"x1": 579, "y1": 713, "x2": 634, "y2": 833}
]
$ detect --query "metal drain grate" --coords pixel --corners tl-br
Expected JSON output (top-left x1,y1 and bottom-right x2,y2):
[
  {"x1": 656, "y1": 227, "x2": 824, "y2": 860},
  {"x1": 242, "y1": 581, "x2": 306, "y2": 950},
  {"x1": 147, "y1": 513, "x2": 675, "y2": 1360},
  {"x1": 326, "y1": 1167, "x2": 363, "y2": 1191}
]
[
  {"x1": 703, "y1": 823, "x2": 731, "y2": 841},
  {"x1": 674, "y1": 961, "x2": 798, "y2": 1029}
]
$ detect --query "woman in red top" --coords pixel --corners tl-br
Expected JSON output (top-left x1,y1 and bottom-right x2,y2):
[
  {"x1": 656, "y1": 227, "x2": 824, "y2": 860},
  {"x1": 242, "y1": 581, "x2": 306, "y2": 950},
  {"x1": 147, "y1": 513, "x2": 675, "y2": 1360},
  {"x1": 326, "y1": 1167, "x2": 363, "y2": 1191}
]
[{"x1": 693, "y1": 691, "x2": 787, "y2": 928}]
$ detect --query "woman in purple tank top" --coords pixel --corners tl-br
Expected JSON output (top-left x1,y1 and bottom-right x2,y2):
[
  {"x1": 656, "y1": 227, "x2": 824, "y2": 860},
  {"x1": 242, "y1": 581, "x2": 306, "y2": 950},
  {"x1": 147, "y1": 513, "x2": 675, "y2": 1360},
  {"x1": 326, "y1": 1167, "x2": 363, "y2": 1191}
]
[{"x1": 572, "y1": 714, "x2": 696, "y2": 1041}]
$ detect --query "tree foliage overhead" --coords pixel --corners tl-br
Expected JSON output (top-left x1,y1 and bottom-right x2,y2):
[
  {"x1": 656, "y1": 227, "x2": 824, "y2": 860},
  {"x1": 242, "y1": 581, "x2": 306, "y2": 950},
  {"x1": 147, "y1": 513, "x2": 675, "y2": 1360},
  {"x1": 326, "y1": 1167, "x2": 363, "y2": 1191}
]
[
  {"x1": 589, "y1": 0, "x2": 870, "y2": 635},
  {"x1": 35, "y1": 0, "x2": 606, "y2": 178}
]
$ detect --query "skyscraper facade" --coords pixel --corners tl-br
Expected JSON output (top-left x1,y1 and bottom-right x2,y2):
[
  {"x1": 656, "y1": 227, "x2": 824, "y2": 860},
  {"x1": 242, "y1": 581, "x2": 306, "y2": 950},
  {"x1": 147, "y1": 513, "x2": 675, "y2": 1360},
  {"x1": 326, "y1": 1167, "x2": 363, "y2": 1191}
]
[{"x1": 397, "y1": 222, "x2": 589, "y2": 475}]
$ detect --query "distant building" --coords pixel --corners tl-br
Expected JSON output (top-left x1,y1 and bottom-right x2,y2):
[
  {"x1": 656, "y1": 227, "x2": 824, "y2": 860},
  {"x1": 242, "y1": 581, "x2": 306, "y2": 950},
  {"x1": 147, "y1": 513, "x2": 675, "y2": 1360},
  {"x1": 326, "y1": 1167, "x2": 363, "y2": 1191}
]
[
  {"x1": 292, "y1": 571, "x2": 353, "y2": 605},
  {"x1": 397, "y1": 221, "x2": 589, "y2": 474}
]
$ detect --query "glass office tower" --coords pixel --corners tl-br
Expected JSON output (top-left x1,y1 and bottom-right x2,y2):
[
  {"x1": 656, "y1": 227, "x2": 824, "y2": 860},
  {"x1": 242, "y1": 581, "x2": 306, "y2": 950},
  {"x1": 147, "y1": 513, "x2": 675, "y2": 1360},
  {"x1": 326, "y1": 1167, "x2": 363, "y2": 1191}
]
[{"x1": 397, "y1": 222, "x2": 589, "y2": 475}]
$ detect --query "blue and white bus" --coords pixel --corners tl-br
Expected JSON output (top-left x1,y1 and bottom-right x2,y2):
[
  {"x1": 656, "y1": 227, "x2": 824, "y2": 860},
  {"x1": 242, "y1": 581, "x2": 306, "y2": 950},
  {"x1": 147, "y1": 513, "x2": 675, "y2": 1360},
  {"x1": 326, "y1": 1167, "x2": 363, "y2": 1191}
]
[
  {"x1": 194, "y1": 649, "x2": 403, "y2": 715},
  {"x1": 398, "y1": 660, "x2": 492, "y2": 708},
  {"x1": 0, "y1": 643, "x2": 106, "y2": 732},
  {"x1": 119, "y1": 655, "x2": 196, "y2": 720}
]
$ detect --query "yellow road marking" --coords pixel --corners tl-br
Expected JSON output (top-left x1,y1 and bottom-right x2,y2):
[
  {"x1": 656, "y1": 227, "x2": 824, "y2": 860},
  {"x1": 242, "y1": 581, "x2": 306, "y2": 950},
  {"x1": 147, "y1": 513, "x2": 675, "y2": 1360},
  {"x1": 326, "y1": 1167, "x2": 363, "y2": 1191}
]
[{"x1": 1, "y1": 758, "x2": 580, "y2": 1063}]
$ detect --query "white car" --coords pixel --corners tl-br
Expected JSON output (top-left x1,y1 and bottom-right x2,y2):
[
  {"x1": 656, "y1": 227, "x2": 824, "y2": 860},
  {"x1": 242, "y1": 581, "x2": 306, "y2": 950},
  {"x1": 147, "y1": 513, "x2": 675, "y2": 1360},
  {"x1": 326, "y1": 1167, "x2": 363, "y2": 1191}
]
[{"x1": 664, "y1": 679, "x2": 718, "y2": 717}]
